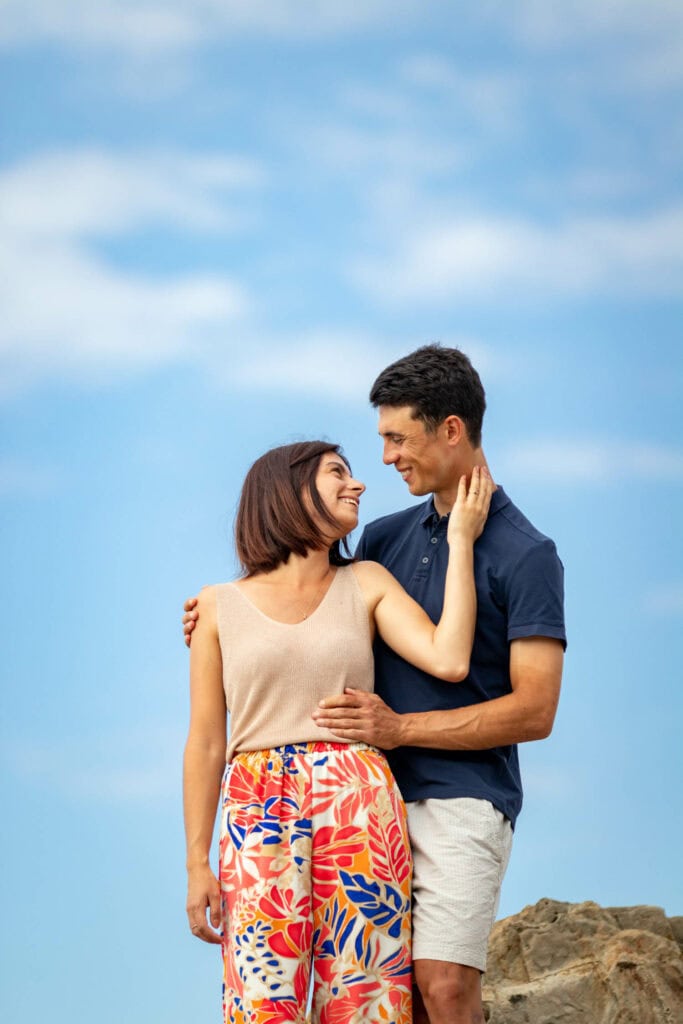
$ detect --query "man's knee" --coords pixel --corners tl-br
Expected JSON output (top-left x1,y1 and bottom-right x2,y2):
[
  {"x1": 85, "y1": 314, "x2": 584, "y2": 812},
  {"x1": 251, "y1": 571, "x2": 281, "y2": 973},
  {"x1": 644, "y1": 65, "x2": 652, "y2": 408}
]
[{"x1": 414, "y1": 960, "x2": 484, "y2": 1023}]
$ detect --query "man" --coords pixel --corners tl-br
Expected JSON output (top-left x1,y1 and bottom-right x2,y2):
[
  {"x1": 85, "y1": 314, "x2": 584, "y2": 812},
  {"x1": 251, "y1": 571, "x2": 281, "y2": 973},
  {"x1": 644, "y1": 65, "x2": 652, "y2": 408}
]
[
  {"x1": 310, "y1": 345, "x2": 565, "y2": 1024},
  {"x1": 184, "y1": 345, "x2": 565, "y2": 1024}
]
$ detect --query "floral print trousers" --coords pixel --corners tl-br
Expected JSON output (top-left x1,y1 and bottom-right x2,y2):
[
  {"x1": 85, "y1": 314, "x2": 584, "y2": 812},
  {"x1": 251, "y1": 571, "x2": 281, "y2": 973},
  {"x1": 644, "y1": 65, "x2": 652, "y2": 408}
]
[{"x1": 219, "y1": 742, "x2": 412, "y2": 1024}]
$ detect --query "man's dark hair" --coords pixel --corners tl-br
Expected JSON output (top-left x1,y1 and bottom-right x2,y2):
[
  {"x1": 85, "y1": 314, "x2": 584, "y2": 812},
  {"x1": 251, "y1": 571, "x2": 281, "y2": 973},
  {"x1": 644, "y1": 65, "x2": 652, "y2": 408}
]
[
  {"x1": 369, "y1": 344, "x2": 486, "y2": 446},
  {"x1": 235, "y1": 441, "x2": 353, "y2": 576}
]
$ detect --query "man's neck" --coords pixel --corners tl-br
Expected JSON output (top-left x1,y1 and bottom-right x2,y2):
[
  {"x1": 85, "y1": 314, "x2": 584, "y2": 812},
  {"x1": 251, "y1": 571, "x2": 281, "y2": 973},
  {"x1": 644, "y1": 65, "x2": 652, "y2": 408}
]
[{"x1": 432, "y1": 450, "x2": 491, "y2": 516}]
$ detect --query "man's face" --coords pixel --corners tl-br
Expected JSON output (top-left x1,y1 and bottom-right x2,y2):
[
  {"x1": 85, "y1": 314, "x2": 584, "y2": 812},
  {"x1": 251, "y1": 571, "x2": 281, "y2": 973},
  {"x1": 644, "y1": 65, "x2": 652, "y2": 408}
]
[{"x1": 377, "y1": 405, "x2": 453, "y2": 496}]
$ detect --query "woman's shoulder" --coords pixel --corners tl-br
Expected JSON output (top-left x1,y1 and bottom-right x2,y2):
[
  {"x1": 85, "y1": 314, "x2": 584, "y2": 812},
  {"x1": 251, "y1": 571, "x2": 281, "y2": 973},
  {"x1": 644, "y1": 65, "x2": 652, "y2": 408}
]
[
  {"x1": 194, "y1": 584, "x2": 218, "y2": 612},
  {"x1": 197, "y1": 582, "x2": 241, "y2": 615},
  {"x1": 197, "y1": 581, "x2": 247, "y2": 635},
  {"x1": 199, "y1": 580, "x2": 241, "y2": 595},
  {"x1": 348, "y1": 559, "x2": 395, "y2": 595},
  {"x1": 350, "y1": 559, "x2": 391, "y2": 578}
]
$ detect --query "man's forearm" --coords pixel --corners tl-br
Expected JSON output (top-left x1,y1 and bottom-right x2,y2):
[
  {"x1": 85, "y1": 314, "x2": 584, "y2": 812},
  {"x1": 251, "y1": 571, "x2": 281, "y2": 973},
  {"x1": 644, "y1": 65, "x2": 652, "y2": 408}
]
[
  {"x1": 314, "y1": 640, "x2": 562, "y2": 750},
  {"x1": 399, "y1": 692, "x2": 554, "y2": 750}
]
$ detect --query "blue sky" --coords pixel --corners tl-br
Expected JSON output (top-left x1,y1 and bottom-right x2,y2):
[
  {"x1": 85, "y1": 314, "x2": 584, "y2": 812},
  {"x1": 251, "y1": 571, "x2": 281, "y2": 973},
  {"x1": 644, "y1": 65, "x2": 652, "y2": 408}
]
[{"x1": 1, "y1": 3, "x2": 682, "y2": 1022}]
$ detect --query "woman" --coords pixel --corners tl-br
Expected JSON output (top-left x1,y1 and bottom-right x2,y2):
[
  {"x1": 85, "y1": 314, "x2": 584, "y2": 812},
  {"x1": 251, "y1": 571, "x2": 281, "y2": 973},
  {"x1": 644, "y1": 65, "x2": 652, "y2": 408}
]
[{"x1": 183, "y1": 440, "x2": 491, "y2": 1024}]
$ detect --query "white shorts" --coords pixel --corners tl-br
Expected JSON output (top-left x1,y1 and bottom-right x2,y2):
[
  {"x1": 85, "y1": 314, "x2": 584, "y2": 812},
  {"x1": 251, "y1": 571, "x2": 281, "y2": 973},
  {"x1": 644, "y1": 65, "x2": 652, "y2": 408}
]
[{"x1": 407, "y1": 796, "x2": 513, "y2": 971}]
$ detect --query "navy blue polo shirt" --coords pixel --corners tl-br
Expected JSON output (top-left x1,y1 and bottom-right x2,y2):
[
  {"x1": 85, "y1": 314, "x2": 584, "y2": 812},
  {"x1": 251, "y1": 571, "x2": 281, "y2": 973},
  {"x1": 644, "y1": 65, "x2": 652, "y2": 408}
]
[{"x1": 355, "y1": 486, "x2": 566, "y2": 827}]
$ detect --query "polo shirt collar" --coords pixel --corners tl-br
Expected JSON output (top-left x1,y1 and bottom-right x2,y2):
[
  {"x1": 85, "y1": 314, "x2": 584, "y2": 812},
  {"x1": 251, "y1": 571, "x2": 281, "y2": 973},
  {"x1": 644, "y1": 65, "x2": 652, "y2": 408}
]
[
  {"x1": 419, "y1": 497, "x2": 440, "y2": 526},
  {"x1": 419, "y1": 484, "x2": 511, "y2": 527},
  {"x1": 490, "y1": 485, "x2": 511, "y2": 514}
]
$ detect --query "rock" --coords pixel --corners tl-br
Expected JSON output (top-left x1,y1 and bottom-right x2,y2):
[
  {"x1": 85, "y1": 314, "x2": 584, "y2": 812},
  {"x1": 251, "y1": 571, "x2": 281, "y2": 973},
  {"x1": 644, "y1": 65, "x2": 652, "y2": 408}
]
[
  {"x1": 482, "y1": 898, "x2": 683, "y2": 1023},
  {"x1": 668, "y1": 917, "x2": 683, "y2": 953}
]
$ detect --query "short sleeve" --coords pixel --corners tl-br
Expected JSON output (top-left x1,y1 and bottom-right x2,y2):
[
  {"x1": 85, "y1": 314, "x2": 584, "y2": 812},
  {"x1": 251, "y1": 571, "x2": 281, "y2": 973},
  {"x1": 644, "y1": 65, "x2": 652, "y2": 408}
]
[{"x1": 505, "y1": 539, "x2": 567, "y2": 649}]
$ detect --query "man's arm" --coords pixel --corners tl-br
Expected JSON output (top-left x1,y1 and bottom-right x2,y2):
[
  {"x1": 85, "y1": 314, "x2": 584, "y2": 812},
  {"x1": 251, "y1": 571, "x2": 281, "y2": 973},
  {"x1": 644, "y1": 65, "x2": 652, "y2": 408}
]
[
  {"x1": 183, "y1": 596, "x2": 199, "y2": 647},
  {"x1": 312, "y1": 636, "x2": 563, "y2": 749}
]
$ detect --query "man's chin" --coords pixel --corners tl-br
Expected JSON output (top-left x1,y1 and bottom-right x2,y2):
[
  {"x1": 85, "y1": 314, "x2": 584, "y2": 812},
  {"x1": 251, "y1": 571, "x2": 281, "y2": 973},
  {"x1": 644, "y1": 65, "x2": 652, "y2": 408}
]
[{"x1": 406, "y1": 480, "x2": 429, "y2": 496}]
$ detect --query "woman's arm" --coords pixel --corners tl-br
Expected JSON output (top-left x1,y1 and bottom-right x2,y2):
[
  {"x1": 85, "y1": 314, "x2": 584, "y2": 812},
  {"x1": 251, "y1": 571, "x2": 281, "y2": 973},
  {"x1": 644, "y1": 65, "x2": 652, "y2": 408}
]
[
  {"x1": 183, "y1": 585, "x2": 227, "y2": 945},
  {"x1": 356, "y1": 468, "x2": 492, "y2": 682}
]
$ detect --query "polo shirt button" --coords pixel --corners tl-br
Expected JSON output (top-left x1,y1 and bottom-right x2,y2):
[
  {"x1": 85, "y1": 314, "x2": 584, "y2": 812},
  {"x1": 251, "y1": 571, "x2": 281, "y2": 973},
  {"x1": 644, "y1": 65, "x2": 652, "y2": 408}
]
[
  {"x1": 422, "y1": 556, "x2": 429, "y2": 564},
  {"x1": 430, "y1": 537, "x2": 438, "y2": 544}
]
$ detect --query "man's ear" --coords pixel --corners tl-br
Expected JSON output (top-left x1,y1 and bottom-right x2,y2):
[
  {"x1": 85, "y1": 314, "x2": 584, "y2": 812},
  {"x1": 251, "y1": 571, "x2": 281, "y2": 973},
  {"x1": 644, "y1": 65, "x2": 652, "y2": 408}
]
[{"x1": 443, "y1": 415, "x2": 465, "y2": 446}]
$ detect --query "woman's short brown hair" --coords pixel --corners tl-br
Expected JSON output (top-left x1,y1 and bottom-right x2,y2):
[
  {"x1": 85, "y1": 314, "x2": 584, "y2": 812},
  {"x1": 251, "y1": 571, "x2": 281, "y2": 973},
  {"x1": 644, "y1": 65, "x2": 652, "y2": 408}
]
[{"x1": 235, "y1": 441, "x2": 354, "y2": 576}]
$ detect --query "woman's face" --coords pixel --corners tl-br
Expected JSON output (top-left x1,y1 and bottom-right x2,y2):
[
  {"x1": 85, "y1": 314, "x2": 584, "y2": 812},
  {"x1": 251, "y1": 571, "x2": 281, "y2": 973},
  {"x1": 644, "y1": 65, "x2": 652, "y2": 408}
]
[{"x1": 312, "y1": 453, "x2": 365, "y2": 538}]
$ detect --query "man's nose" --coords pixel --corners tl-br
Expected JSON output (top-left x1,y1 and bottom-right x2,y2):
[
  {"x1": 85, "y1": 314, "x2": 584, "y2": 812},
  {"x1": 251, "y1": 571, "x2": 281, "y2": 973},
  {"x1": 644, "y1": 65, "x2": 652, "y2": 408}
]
[{"x1": 383, "y1": 444, "x2": 398, "y2": 465}]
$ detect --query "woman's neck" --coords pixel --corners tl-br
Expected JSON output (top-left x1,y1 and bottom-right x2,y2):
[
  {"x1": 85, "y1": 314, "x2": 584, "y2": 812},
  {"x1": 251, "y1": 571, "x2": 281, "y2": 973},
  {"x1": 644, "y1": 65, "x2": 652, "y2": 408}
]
[{"x1": 258, "y1": 550, "x2": 332, "y2": 588}]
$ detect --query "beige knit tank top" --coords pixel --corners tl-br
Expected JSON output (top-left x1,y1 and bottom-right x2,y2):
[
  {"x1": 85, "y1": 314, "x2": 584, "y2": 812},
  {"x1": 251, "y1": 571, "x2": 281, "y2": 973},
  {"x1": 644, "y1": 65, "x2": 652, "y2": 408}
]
[{"x1": 215, "y1": 565, "x2": 374, "y2": 761}]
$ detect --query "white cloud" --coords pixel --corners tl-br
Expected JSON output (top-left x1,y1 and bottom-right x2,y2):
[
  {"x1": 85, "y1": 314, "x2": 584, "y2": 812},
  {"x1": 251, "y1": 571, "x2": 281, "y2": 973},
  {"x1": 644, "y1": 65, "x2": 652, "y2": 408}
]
[
  {"x1": 0, "y1": 148, "x2": 259, "y2": 394},
  {"x1": 305, "y1": 123, "x2": 464, "y2": 179},
  {"x1": 339, "y1": 83, "x2": 421, "y2": 123},
  {"x1": 0, "y1": 148, "x2": 263, "y2": 238},
  {"x1": 0, "y1": 2, "x2": 202, "y2": 52},
  {"x1": 643, "y1": 583, "x2": 683, "y2": 616},
  {"x1": 628, "y1": 35, "x2": 683, "y2": 90},
  {"x1": 490, "y1": 0, "x2": 683, "y2": 48},
  {"x1": 1, "y1": 147, "x2": 505, "y2": 406},
  {"x1": 229, "y1": 332, "x2": 390, "y2": 402},
  {"x1": 1, "y1": 148, "x2": 505, "y2": 405},
  {"x1": 6, "y1": 0, "x2": 681, "y2": 57},
  {"x1": 301, "y1": 62, "x2": 524, "y2": 191},
  {"x1": 399, "y1": 54, "x2": 524, "y2": 129},
  {"x1": 5, "y1": 723, "x2": 183, "y2": 802},
  {"x1": 352, "y1": 207, "x2": 683, "y2": 305},
  {"x1": 479, "y1": 0, "x2": 683, "y2": 91},
  {"x1": 498, "y1": 440, "x2": 683, "y2": 483},
  {"x1": 524, "y1": 168, "x2": 649, "y2": 206},
  {"x1": 0, "y1": 0, "x2": 420, "y2": 52},
  {"x1": 0, "y1": 457, "x2": 62, "y2": 497},
  {"x1": 4, "y1": 0, "x2": 683, "y2": 105},
  {"x1": 522, "y1": 765, "x2": 578, "y2": 801},
  {"x1": 1, "y1": 239, "x2": 245, "y2": 383},
  {"x1": 225, "y1": 333, "x2": 504, "y2": 403}
]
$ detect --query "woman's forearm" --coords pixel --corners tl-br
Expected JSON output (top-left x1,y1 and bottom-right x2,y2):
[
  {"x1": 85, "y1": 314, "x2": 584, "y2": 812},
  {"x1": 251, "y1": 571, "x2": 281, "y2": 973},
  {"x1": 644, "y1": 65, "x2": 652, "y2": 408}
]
[
  {"x1": 363, "y1": 472, "x2": 488, "y2": 682},
  {"x1": 427, "y1": 469, "x2": 491, "y2": 679},
  {"x1": 183, "y1": 739, "x2": 226, "y2": 869},
  {"x1": 430, "y1": 535, "x2": 476, "y2": 680}
]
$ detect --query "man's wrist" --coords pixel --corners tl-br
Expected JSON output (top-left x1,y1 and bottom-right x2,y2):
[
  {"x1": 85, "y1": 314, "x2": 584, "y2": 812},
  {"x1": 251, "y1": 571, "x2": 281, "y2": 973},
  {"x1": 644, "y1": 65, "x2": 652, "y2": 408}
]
[{"x1": 397, "y1": 712, "x2": 421, "y2": 747}]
